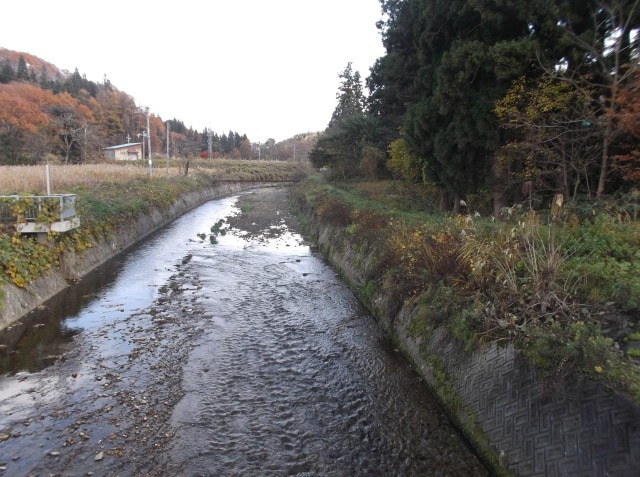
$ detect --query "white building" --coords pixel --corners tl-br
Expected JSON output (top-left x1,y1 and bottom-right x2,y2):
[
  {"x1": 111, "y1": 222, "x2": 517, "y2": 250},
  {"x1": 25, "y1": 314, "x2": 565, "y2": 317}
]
[{"x1": 103, "y1": 142, "x2": 143, "y2": 161}]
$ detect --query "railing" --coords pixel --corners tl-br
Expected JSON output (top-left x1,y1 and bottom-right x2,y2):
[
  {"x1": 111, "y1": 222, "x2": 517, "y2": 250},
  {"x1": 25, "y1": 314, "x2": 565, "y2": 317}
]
[{"x1": 0, "y1": 194, "x2": 80, "y2": 233}]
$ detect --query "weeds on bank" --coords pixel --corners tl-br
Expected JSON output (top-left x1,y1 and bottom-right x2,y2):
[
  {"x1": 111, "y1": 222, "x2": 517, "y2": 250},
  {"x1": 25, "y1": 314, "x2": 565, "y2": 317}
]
[
  {"x1": 295, "y1": 178, "x2": 640, "y2": 402},
  {"x1": 194, "y1": 159, "x2": 310, "y2": 182},
  {"x1": 0, "y1": 174, "x2": 211, "y2": 290},
  {"x1": 0, "y1": 160, "x2": 309, "y2": 292}
]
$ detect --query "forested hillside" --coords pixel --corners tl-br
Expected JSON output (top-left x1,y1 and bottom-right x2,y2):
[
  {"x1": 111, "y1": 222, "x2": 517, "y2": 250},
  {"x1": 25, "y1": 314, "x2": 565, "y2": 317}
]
[
  {"x1": 312, "y1": 0, "x2": 640, "y2": 214},
  {"x1": 0, "y1": 48, "x2": 302, "y2": 164}
]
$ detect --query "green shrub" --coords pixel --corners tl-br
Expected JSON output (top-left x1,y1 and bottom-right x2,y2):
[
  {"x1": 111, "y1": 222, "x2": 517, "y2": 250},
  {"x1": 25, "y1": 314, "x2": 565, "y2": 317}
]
[
  {"x1": 294, "y1": 176, "x2": 640, "y2": 402},
  {"x1": 521, "y1": 320, "x2": 640, "y2": 401},
  {"x1": 562, "y1": 216, "x2": 640, "y2": 311}
]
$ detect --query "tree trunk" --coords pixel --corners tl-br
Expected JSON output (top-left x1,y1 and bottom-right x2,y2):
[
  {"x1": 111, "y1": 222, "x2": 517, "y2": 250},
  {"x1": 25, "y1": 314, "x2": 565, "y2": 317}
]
[
  {"x1": 439, "y1": 189, "x2": 450, "y2": 212},
  {"x1": 493, "y1": 190, "x2": 507, "y2": 218},
  {"x1": 596, "y1": 132, "x2": 610, "y2": 199},
  {"x1": 453, "y1": 192, "x2": 461, "y2": 214}
]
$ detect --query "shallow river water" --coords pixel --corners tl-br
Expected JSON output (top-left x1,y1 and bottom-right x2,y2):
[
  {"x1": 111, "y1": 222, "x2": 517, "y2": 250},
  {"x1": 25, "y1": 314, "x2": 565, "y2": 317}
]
[{"x1": 0, "y1": 187, "x2": 488, "y2": 476}]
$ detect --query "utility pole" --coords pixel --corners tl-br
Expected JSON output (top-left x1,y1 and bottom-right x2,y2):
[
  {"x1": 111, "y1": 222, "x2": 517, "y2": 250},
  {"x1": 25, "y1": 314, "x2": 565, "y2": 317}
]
[
  {"x1": 146, "y1": 107, "x2": 152, "y2": 177},
  {"x1": 138, "y1": 132, "x2": 145, "y2": 160},
  {"x1": 166, "y1": 122, "x2": 170, "y2": 157},
  {"x1": 83, "y1": 125, "x2": 87, "y2": 163}
]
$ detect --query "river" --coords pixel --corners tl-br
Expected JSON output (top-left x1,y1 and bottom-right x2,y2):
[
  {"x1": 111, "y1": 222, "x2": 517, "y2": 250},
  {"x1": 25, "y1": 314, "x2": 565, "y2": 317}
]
[{"x1": 0, "y1": 187, "x2": 488, "y2": 476}]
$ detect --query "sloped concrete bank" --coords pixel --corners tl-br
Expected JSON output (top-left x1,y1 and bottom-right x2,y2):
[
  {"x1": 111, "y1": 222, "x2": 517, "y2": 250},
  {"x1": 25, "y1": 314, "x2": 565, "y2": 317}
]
[
  {"x1": 0, "y1": 182, "x2": 260, "y2": 330},
  {"x1": 295, "y1": 197, "x2": 640, "y2": 477}
]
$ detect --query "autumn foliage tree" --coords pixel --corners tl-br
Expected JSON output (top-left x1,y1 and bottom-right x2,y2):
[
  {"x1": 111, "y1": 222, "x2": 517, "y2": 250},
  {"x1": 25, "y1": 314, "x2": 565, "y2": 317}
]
[
  {"x1": 0, "y1": 83, "x2": 52, "y2": 164},
  {"x1": 550, "y1": 0, "x2": 640, "y2": 198},
  {"x1": 494, "y1": 74, "x2": 602, "y2": 201},
  {"x1": 0, "y1": 50, "x2": 256, "y2": 164},
  {"x1": 46, "y1": 92, "x2": 95, "y2": 164},
  {"x1": 610, "y1": 69, "x2": 640, "y2": 182}
]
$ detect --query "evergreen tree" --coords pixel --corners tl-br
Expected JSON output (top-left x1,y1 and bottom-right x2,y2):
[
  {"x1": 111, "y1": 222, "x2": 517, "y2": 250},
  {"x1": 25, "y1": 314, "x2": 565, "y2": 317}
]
[
  {"x1": 167, "y1": 118, "x2": 187, "y2": 135},
  {"x1": 367, "y1": 0, "x2": 420, "y2": 150},
  {"x1": 371, "y1": 0, "x2": 570, "y2": 211},
  {"x1": 0, "y1": 61, "x2": 15, "y2": 84},
  {"x1": 65, "y1": 68, "x2": 83, "y2": 95},
  {"x1": 16, "y1": 55, "x2": 29, "y2": 80},
  {"x1": 38, "y1": 65, "x2": 49, "y2": 88},
  {"x1": 310, "y1": 62, "x2": 379, "y2": 177},
  {"x1": 329, "y1": 63, "x2": 366, "y2": 128}
]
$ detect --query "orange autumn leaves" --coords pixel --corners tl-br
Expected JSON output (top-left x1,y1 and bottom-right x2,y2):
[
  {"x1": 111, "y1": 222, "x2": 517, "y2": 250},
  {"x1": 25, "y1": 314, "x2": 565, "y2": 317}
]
[
  {"x1": 611, "y1": 72, "x2": 640, "y2": 183},
  {"x1": 0, "y1": 82, "x2": 94, "y2": 135}
]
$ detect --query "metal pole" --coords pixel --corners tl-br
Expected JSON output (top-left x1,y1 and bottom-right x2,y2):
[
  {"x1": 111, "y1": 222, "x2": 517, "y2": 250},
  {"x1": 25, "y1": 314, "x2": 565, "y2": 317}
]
[
  {"x1": 146, "y1": 109, "x2": 152, "y2": 177},
  {"x1": 45, "y1": 164, "x2": 51, "y2": 195},
  {"x1": 166, "y1": 121, "x2": 170, "y2": 176}
]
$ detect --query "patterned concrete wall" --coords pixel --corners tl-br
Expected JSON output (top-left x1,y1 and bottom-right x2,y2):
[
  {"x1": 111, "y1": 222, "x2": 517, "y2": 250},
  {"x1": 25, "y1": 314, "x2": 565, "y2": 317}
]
[
  {"x1": 305, "y1": 202, "x2": 640, "y2": 476},
  {"x1": 407, "y1": 326, "x2": 640, "y2": 476}
]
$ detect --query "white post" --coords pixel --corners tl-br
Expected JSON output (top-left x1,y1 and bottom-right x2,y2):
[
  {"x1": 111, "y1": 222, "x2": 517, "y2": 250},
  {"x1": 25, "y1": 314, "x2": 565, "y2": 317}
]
[
  {"x1": 146, "y1": 108, "x2": 152, "y2": 177},
  {"x1": 45, "y1": 164, "x2": 51, "y2": 195}
]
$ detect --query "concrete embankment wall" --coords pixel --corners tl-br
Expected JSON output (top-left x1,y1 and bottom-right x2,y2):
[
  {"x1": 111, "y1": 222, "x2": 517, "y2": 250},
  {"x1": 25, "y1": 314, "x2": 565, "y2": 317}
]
[
  {"x1": 296, "y1": 198, "x2": 640, "y2": 477},
  {"x1": 0, "y1": 182, "x2": 255, "y2": 330}
]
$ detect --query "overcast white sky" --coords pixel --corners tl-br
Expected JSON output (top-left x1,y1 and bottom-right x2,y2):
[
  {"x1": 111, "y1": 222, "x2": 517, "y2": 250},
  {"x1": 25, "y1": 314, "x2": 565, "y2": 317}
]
[{"x1": 0, "y1": 0, "x2": 386, "y2": 143}]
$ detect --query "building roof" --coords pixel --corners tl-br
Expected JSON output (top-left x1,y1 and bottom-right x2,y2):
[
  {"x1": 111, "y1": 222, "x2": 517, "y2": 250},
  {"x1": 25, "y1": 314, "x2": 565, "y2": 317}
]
[{"x1": 103, "y1": 142, "x2": 143, "y2": 150}]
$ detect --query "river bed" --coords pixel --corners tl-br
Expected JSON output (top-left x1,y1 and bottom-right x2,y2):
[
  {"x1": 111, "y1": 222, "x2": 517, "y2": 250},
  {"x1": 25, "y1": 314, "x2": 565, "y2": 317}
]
[{"x1": 0, "y1": 187, "x2": 488, "y2": 476}]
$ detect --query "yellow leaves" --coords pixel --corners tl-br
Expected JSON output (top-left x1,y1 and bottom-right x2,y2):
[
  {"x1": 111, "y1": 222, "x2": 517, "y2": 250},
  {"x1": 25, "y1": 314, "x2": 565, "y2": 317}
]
[
  {"x1": 495, "y1": 73, "x2": 578, "y2": 127},
  {"x1": 1, "y1": 231, "x2": 54, "y2": 288},
  {"x1": 494, "y1": 76, "x2": 527, "y2": 119},
  {"x1": 432, "y1": 231, "x2": 454, "y2": 245},
  {"x1": 387, "y1": 137, "x2": 422, "y2": 183}
]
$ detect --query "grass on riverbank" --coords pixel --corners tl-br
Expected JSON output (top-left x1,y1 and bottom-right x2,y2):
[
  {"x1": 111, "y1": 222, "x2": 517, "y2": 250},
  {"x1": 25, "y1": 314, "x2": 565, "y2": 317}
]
[
  {"x1": 0, "y1": 159, "x2": 310, "y2": 291},
  {"x1": 294, "y1": 176, "x2": 640, "y2": 402}
]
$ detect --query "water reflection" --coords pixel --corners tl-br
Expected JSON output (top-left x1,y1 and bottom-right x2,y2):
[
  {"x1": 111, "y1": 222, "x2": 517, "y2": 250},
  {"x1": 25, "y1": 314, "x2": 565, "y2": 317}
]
[
  {"x1": 0, "y1": 195, "x2": 241, "y2": 375},
  {"x1": 0, "y1": 188, "x2": 489, "y2": 475},
  {"x1": 0, "y1": 261, "x2": 125, "y2": 374}
]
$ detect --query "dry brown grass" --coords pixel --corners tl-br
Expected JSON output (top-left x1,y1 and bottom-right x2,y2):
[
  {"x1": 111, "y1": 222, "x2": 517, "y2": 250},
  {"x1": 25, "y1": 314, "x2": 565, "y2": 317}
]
[
  {"x1": 0, "y1": 163, "x2": 179, "y2": 194},
  {"x1": 0, "y1": 159, "x2": 309, "y2": 194}
]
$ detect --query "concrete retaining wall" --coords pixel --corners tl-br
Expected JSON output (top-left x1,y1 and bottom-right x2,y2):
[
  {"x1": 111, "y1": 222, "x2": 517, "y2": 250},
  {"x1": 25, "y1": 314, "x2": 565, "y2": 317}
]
[
  {"x1": 301, "y1": 202, "x2": 640, "y2": 477},
  {"x1": 0, "y1": 182, "x2": 256, "y2": 330}
]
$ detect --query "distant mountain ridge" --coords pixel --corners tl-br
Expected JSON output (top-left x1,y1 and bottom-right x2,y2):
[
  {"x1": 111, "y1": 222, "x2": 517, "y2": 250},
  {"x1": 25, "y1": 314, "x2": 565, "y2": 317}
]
[
  {"x1": 0, "y1": 47, "x2": 68, "y2": 81},
  {"x1": 0, "y1": 47, "x2": 313, "y2": 164}
]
